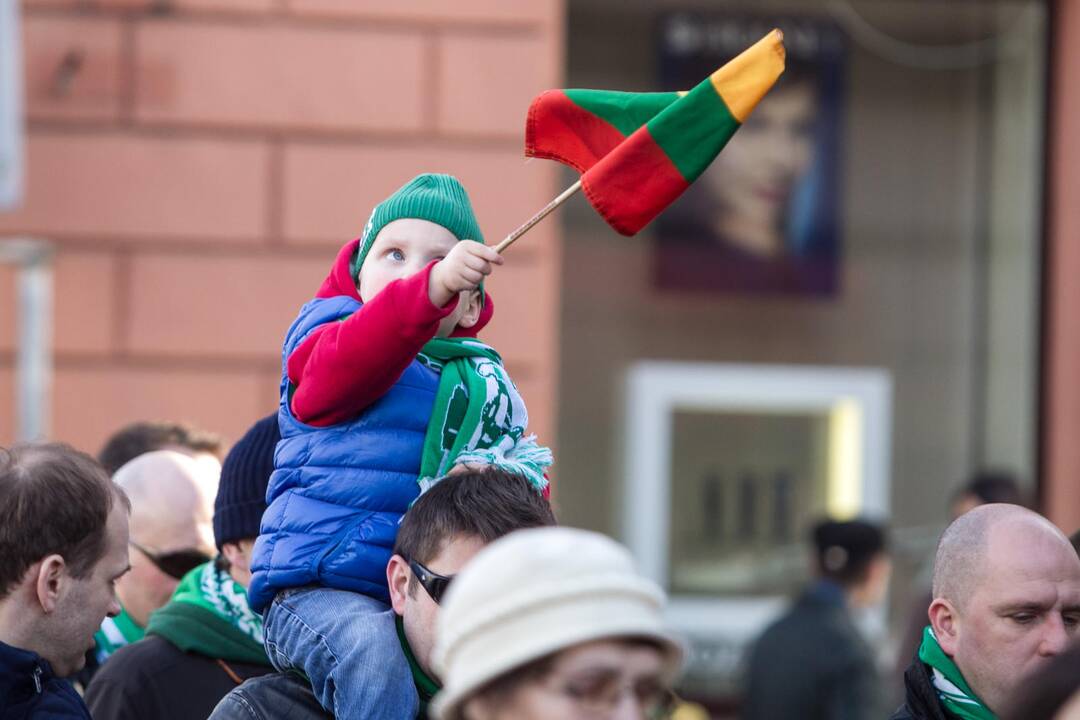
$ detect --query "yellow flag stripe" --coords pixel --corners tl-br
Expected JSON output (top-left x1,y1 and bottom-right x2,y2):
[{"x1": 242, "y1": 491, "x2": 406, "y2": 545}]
[{"x1": 708, "y1": 29, "x2": 787, "y2": 123}]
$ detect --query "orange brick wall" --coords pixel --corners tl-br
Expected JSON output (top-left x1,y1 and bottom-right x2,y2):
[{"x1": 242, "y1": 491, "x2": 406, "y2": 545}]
[
  {"x1": 1, "y1": 0, "x2": 564, "y2": 457},
  {"x1": 1044, "y1": 0, "x2": 1080, "y2": 533}
]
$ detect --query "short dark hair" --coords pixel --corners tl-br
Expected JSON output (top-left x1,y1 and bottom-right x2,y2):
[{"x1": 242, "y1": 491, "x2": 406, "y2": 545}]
[
  {"x1": 0, "y1": 443, "x2": 130, "y2": 599},
  {"x1": 952, "y1": 469, "x2": 1024, "y2": 507},
  {"x1": 98, "y1": 421, "x2": 223, "y2": 475},
  {"x1": 393, "y1": 468, "x2": 557, "y2": 567},
  {"x1": 812, "y1": 518, "x2": 888, "y2": 587}
]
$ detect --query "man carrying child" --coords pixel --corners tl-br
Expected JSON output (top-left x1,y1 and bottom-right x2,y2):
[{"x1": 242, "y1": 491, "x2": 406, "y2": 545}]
[{"x1": 246, "y1": 174, "x2": 552, "y2": 719}]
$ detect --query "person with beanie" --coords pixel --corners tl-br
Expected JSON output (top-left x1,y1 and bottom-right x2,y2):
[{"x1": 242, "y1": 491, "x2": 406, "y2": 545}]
[
  {"x1": 429, "y1": 526, "x2": 684, "y2": 720},
  {"x1": 210, "y1": 468, "x2": 558, "y2": 720},
  {"x1": 741, "y1": 518, "x2": 892, "y2": 720},
  {"x1": 246, "y1": 173, "x2": 553, "y2": 720},
  {"x1": 84, "y1": 415, "x2": 279, "y2": 720}
]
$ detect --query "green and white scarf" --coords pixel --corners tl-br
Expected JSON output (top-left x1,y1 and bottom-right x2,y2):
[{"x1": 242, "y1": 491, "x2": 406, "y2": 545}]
[
  {"x1": 93, "y1": 606, "x2": 145, "y2": 664},
  {"x1": 918, "y1": 626, "x2": 996, "y2": 720},
  {"x1": 145, "y1": 561, "x2": 269, "y2": 666},
  {"x1": 417, "y1": 337, "x2": 552, "y2": 493}
]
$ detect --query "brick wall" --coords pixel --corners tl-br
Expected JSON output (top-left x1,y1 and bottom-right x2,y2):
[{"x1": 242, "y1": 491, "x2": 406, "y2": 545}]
[
  {"x1": 2, "y1": 0, "x2": 564, "y2": 458},
  {"x1": 1044, "y1": 0, "x2": 1080, "y2": 533}
]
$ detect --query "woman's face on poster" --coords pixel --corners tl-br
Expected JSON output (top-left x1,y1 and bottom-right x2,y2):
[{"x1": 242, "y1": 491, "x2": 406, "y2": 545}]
[{"x1": 705, "y1": 79, "x2": 818, "y2": 228}]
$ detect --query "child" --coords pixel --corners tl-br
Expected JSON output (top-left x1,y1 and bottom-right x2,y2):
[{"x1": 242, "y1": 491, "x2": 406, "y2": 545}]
[{"x1": 246, "y1": 174, "x2": 552, "y2": 718}]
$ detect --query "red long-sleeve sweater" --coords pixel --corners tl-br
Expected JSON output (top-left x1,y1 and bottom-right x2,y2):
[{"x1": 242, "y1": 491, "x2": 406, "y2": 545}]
[{"x1": 287, "y1": 239, "x2": 493, "y2": 427}]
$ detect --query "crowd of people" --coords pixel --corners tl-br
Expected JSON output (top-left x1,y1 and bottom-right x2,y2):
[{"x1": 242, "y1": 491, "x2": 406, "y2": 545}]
[
  {"x1": 2, "y1": 173, "x2": 1079, "y2": 719},
  {"x1": 2, "y1": 429, "x2": 1078, "y2": 720}
]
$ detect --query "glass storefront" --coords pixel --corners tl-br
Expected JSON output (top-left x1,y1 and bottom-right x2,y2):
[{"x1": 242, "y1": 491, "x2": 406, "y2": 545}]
[{"x1": 557, "y1": 0, "x2": 1047, "y2": 701}]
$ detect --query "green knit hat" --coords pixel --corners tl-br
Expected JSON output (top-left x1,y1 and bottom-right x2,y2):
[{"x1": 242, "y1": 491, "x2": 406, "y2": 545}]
[{"x1": 352, "y1": 174, "x2": 485, "y2": 282}]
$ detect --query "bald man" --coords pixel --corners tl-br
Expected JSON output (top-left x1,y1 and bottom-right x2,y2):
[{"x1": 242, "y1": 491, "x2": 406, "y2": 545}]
[
  {"x1": 891, "y1": 504, "x2": 1080, "y2": 719},
  {"x1": 85, "y1": 451, "x2": 218, "y2": 676}
]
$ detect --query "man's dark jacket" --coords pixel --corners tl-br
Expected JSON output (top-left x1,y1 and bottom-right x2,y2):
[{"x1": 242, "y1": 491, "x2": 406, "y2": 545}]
[
  {"x1": 82, "y1": 635, "x2": 271, "y2": 720},
  {"x1": 890, "y1": 654, "x2": 951, "y2": 720},
  {"x1": 0, "y1": 640, "x2": 90, "y2": 719},
  {"x1": 742, "y1": 582, "x2": 886, "y2": 720}
]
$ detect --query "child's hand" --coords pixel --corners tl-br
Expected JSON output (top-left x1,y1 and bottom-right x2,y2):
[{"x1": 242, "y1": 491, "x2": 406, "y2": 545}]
[{"x1": 428, "y1": 241, "x2": 503, "y2": 307}]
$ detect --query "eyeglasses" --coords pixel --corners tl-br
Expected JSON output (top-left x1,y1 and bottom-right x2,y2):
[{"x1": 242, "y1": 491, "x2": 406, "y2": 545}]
[
  {"x1": 408, "y1": 559, "x2": 455, "y2": 605},
  {"x1": 130, "y1": 541, "x2": 211, "y2": 580},
  {"x1": 550, "y1": 672, "x2": 678, "y2": 719}
]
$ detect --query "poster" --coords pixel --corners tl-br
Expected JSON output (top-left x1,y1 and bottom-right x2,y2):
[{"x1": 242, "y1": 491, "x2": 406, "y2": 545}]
[{"x1": 654, "y1": 13, "x2": 846, "y2": 296}]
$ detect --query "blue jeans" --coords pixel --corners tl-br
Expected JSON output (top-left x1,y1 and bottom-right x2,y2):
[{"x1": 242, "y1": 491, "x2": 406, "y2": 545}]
[{"x1": 262, "y1": 587, "x2": 417, "y2": 720}]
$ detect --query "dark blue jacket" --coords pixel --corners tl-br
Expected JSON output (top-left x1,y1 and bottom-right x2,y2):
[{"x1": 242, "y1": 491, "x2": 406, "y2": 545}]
[
  {"x1": 742, "y1": 581, "x2": 886, "y2": 720},
  {"x1": 0, "y1": 641, "x2": 91, "y2": 719},
  {"x1": 247, "y1": 295, "x2": 438, "y2": 612}
]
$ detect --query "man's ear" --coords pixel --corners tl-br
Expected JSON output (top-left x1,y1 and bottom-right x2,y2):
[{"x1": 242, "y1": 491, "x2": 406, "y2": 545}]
[
  {"x1": 455, "y1": 290, "x2": 483, "y2": 330},
  {"x1": 387, "y1": 554, "x2": 411, "y2": 616},
  {"x1": 928, "y1": 598, "x2": 960, "y2": 656},
  {"x1": 35, "y1": 555, "x2": 66, "y2": 614}
]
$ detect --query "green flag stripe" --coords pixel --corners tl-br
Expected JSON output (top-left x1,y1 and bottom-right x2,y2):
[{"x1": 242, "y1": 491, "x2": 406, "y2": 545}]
[
  {"x1": 646, "y1": 78, "x2": 741, "y2": 183},
  {"x1": 565, "y1": 89, "x2": 681, "y2": 139}
]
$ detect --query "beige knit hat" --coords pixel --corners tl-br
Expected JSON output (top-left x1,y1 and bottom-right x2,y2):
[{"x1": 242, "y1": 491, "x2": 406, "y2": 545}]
[{"x1": 430, "y1": 527, "x2": 684, "y2": 720}]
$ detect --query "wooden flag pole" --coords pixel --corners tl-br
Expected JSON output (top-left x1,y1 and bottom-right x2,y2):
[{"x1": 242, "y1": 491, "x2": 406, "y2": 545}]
[{"x1": 494, "y1": 179, "x2": 582, "y2": 254}]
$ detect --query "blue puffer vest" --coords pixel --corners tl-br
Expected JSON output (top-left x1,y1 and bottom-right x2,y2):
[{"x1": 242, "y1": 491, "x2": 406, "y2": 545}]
[{"x1": 247, "y1": 295, "x2": 438, "y2": 613}]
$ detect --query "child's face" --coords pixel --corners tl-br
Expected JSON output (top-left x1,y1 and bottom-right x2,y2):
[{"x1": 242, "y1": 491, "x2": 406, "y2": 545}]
[
  {"x1": 359, "y1": 218, "x2": 459, "y2": 301},
  {"x1": 358, "y1": 218, "x2": 480, "y2": 336}
]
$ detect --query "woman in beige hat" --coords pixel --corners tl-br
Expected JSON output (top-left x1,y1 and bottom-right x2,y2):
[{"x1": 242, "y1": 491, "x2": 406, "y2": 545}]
[{"x1": 430, "y1": 527, "x2": 684, "y2": 720}]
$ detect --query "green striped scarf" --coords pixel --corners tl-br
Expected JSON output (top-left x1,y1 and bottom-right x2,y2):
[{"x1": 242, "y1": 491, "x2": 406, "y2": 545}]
[
  {"x1": 93, "y1": 606, "x2": 144, "y2": 664},
  {"x1": 918, "y1": 626, "x2": 996, "y2": 720},
  {"x1": 417, "y1": 337, "x2": 551, "y2": 493},
  {"x1": 146, "y1": 561, "x2": 267, "y2": 665}
]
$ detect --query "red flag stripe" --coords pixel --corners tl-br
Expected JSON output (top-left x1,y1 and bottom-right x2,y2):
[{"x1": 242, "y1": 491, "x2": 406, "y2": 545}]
[
  {"x1": 582, "y1": 125, "x2": 689, "y2": 236},
  {"x1": 525, "y1": 90, "x2": 629, "y2": 174}
]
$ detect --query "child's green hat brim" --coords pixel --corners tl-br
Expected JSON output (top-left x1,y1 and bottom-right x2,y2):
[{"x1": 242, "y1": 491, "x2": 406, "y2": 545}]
[{"x1": 352, "y1": 174, "x2": 485, "y2": 283}]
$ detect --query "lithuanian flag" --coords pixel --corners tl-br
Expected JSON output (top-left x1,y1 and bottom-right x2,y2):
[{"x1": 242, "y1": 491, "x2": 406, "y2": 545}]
[{"x1": 526, "y1": 29, "x2": 786, "y2": 236}]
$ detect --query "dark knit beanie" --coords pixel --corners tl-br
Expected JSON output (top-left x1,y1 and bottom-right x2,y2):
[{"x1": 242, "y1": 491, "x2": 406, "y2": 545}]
[
  {"x1": 351, "y1": 173, "x2": 486, "y2": 283},
  {"x1": 213, "y1": 414, "x2": 280, "y2": 550}
]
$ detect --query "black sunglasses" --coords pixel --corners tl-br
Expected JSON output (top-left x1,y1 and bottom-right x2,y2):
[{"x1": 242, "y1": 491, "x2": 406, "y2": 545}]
[
  {"x1": 130, "y1": 541, "x2": 211, "y2": 580},
  {"x1": 409, "y1": 559, "x2": 455, "y2": 605}
]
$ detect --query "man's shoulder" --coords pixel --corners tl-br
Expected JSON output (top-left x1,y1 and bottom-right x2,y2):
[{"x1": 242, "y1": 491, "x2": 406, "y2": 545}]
[
  {"x1": 82, "y1": 635, "x2": 207, "y2": 716},
  {"x1": 15, "y1": 677, "x2": 93, "y2": 720},
  {"x1": 90, "y1": 634, "x2": 192, "y2": 680},
  {"x1": 888, "y1": 703, "x2": 916, "y2": 720},
  {"x1": 754, "y1": 596, "x2": 859, "y2": 654},
  {"x1": 212, "y1": 673, "x2": 331, "y2": 720},
  {"x1": 0, "y1": 641, "x2": 91, "y2": 720},
  {"x1": 887, "y1": 700, "x2": 950, "y2": 720},
  {"x1": 894, "y1": 656, "x2": 951, "y2": 720}
]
